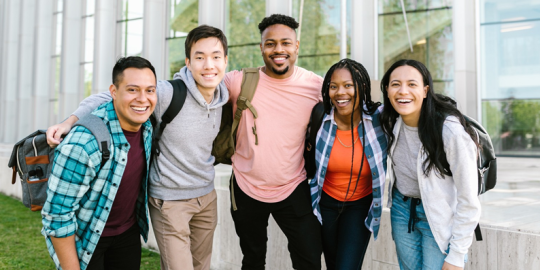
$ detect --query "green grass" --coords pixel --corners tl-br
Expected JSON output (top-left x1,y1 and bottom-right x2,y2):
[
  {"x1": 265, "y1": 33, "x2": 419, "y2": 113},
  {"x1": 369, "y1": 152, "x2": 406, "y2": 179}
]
[{"x1": 0, "y1": 194, "x2": 160, "y2": 269}]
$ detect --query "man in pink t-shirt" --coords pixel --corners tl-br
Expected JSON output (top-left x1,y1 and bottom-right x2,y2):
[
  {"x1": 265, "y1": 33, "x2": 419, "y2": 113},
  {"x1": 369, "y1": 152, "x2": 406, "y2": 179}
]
[{"x1": 224, "y1": 14, "x2": 323, "y2": 269}]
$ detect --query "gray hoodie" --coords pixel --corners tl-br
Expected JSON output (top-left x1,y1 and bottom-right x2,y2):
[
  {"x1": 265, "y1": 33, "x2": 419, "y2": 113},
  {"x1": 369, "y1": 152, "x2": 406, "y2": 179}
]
[{"x1": 72, "y1": 67, "x2": 229, "y2": 200}]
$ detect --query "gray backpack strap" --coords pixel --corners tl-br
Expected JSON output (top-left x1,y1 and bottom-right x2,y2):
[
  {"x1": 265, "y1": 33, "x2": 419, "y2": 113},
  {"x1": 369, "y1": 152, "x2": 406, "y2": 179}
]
[{"x1": 73, "y1": 114, "x2": 111, "y2": 165}]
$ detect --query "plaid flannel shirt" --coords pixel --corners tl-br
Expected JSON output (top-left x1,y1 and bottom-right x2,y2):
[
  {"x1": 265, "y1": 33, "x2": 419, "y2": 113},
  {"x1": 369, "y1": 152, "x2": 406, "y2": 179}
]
[
  {"x1": 309, "y1": 105, "x2": 388, "y2": 239},
  {"x1": 41, "y1": 101, "x2": 152, "y2": 270}
]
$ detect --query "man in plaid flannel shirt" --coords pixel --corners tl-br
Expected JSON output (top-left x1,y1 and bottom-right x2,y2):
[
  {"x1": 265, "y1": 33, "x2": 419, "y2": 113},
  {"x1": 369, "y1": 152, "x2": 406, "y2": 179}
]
[{"x1": 41, "y1": 56, "x2": 157, "y2": 270}]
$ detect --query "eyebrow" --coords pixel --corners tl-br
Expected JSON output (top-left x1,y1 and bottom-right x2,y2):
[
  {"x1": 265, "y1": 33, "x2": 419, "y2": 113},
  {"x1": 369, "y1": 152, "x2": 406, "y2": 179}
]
[
  {"x1": 390, "y1": 79, "x2": 419, "y2": 83},
  {"x1": 125, "y1": 84, "x2": 156, "y2": 88},
  {"x1": 264, "y1": 38, "x2": 293, "y2": 42},
  {"x1": 193, "y1": 50, "x2": 223, "y2": 55}
]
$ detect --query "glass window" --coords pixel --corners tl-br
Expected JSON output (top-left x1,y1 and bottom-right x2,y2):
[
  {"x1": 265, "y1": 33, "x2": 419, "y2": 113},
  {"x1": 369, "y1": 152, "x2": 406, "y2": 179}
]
[
  {"x1": 480, "y1": 0, "x2": 540, "y2": 156},
  {"x1": 166, "y1": 0, "x2": 199, "y2": 79},
  {"x1": 50, "y1": 0, "x2": 63, "y2": 125},
  {"x1": 378, "y1": 0, "x2": 454, "y2": 96},
  {"x1": 81, "y1": 0, "x2": 95, "y2": 98},
  {"x1": 225, "y1": 0, "x2": 265, "y2": 72},
  {"x1": 481, "y1": 0, "x2": 540, "y2": 24},
  {"x1": 118, "y1": 0, "x2": 144, "y2": 56},
  {"x1": 292, "y1": 0, "x2": 351, "y2": 76}
]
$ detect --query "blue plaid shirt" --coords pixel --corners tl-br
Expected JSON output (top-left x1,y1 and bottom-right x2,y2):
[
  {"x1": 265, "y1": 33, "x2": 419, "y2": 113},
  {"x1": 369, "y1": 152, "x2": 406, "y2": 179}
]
[
  {"x1": 41, "y1": 101, "x2": 152, "y2": 270},
  {"x1": 309, "y1": 105, "x2": 388, "y2": 239}
]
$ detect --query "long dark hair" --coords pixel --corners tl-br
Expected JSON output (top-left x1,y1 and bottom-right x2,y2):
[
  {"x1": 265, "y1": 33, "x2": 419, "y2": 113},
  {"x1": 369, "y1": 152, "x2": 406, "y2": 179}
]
[
  {"x1": 380, "y1": 59, "x2": 479, "y2": 177},
  {"x1": 322, "y1": 59, "x2": 380, "y2": 201}
]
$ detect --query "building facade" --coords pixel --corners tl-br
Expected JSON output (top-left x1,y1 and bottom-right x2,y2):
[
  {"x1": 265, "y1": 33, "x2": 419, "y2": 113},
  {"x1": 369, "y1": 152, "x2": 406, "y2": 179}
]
[{"x1": 0, "y1": 0, "x2": 539, "y2": 157}]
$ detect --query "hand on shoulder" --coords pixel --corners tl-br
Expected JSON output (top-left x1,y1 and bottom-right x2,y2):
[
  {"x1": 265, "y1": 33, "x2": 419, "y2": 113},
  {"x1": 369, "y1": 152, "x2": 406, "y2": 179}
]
[{"x1": 46, "y1": 115, "x2": 79, "y2": 148}]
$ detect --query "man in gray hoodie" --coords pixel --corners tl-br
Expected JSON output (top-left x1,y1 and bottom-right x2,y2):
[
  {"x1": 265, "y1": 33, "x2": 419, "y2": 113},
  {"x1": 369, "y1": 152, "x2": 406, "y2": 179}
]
[{"x1": 46, "y1": 25, "x2": 229, "y2": 270}]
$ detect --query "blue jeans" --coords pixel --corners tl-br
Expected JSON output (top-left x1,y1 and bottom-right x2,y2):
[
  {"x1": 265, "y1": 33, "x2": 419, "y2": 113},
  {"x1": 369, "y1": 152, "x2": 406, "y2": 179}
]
[
  {"x1": 390, "y1": 188, "x2": 446, "y2": 270},
  {"x1": 320, "y1": 191, "x2": 372, "y2": 270}
]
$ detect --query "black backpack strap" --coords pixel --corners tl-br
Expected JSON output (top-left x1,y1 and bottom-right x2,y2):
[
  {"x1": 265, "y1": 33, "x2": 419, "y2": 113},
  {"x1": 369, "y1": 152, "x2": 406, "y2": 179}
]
[
  {"x1": 475, "y1": 223, "x2": 482, "y2": 241},
  {"x1": 74, "y1": 114, "x2": 111, "y2": 167},
  {"x1": 309, "y1": 102, "x2": 325, "y2": 151},
  {"x1": 153, "y1": 79, "x2": 188, "y2": 156},
  {"x1": 304, "y1": 102, "x2": 325, "y2": 179}
]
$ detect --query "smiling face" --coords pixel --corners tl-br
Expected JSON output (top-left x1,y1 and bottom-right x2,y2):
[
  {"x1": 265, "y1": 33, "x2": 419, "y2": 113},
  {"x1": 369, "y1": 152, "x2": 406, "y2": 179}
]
[
  {"x1": 387, "y1": 65, "x2": 428, "y2": 127},
  {"x1": 329, "y1": 68, "x2": 362, "y2": 126},
  {"x1": 185, "y1": 37, "x2": 228, "y2": 94},
  {"x1": 110, "y1": 67, "x2": 157, "y2": 132},
  {"x1": 260, "y1": 24, "x2": 299, "y2": 79}
]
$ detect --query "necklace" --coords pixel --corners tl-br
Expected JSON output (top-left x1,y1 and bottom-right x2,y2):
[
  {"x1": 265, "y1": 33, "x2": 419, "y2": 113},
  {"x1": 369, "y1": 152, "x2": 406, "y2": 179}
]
[{"x1": 336, "y1": 134, "x2": 359, "y2": 148}]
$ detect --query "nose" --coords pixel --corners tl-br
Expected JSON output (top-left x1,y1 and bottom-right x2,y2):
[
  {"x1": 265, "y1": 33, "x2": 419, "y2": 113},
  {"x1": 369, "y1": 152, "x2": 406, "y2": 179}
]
[
  {"x1": 336, "y1": 84, "x2": 348, "y2": 95},
  {"x1": 396, "y1": 84, "x2": 409, "y2": 95},
  {"x1": 136, "y1": 90, "x2": 149, "y2": 102},
  {"x1": 274, "y1": 43, "x2": 284, "y2": 53},
  {"x1": 203, "y1": 57, "x2": 215, "y2": 69}
]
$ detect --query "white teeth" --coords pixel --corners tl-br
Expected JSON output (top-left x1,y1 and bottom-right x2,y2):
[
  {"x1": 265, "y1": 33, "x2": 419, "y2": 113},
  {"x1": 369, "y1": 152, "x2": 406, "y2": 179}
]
[
  {"x1": 132, "y1": 107, "x2": 147, "y2": 111},
  {"x1": 336, "y1": 100, "x2": 350, "y2": 104},
  {"x1": 274, "y1": 57, "x2": 285, "y2": 60},
  {"x1": 397, "y1": 99, "x2": 412, "y2": 103},
  {"x1": 202, "y1": 74, "x2": 216, "y2": 78}
]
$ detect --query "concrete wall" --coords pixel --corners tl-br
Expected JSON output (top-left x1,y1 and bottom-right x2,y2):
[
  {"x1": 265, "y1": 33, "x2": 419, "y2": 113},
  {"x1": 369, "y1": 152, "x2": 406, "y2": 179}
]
[{"x1": 2, "y1": 148, "x2": 539, "y2": 269}]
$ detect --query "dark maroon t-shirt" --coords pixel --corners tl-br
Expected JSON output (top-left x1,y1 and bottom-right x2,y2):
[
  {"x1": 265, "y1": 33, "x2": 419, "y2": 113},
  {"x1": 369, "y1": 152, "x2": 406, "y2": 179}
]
[{"x1": 102, "y1": 128, "x2": 146, "y2": 237}]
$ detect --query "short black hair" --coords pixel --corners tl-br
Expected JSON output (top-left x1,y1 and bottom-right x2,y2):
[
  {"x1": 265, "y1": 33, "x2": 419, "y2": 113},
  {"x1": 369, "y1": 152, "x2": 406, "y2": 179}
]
[
  {"x1": 185, "y1": 25, "x2": 228, "y2": 59},
  {"x1": 112, "y1": 56, "x2": 156, "y2": 87},
  {"x1": 258, "y1": 14, "x2": 299, "y2": 34}
]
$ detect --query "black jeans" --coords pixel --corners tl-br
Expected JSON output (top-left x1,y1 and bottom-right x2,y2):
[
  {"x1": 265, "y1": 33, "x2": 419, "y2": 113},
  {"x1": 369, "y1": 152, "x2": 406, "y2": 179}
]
[
  {"x1": 86, "y1": 223, "x2": 142, "y2": 270},
  {"x1": 320, "y1": 191, "x2": 372, "y2": 270},
  {"x1": 230, "y1": 175, "x2": 322, "y2": 270}
]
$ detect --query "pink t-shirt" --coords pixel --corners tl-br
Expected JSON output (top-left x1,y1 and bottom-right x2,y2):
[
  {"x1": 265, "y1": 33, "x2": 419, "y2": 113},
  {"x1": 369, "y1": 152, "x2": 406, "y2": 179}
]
[{"x1": 224, "y1": 66, "x2": 323, "y2": 203}]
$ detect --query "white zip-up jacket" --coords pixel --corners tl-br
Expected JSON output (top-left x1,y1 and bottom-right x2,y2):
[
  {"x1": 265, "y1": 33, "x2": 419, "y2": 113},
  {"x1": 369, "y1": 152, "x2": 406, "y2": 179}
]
[{"x1": 386, "y1": 116, "x2": 481, "y2": 268}]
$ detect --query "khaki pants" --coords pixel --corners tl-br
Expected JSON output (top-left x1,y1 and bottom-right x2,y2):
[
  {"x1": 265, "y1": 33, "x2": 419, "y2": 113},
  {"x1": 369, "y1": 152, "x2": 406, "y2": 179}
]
[{"x1": 149, "y1": 190, "x2": 218, "y2": 270}]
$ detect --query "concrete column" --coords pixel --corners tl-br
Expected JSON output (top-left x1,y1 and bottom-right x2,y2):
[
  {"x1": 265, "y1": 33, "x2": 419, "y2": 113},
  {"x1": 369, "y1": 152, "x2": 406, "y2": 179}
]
[
  {"x1": 33, "y1": 0, "x2": 54, "y2": 129},
  {"x1": 351, "y1": 0, "x2": 380, "y2": 102},
  {"x1": 0, "y1": 0, "x2": 6, "y2": 142},
  {"x1": 199, "y1": 0, "x2": 225, "y2": 30},
  {"x1": 453, "y1": 0, "x2": 478, "y2": 120},
  {"x1": 351, "y1": 0, "x2": 377, "y2": 79},
  {"x1": 17, "y1": 0, "x2": 37, "y2": 137},
  {"x1": 59, "y1": 0, "x2": 83, "y2": 119},
  {"x1": 266, "y1": 0, "x2": 292, "y2": 16},
  {"x1": 143, "y1": 0, "x2": 167, "y2": 80},
  {"x1": 0, "y1": 0, "x2": 21, "y2": 143},
  {"x1": 93, "y1": 0, "x2": 117, "y2": 93}
]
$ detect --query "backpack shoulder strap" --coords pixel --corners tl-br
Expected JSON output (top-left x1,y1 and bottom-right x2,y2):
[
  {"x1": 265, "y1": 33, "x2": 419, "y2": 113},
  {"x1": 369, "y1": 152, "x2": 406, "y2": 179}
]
[
  {"x1": 231, "y1": 68, "x2": 260, "y2": 144},
  {"x1": 309, "y1": 102, "x2": 325, "y2": 147},
  {"x1": 74, "y1": 114, "x2": 111, "y2": 166},
  {"x1": 153, "y1": 79, "x2": 188, "y2": 156},
  {"x1": 162, "y1": 79, "x2": 188, "y2": 125}
]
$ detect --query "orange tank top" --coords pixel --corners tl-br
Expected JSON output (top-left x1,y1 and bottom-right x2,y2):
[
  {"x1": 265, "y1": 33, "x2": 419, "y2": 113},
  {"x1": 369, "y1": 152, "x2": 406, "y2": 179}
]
[{"x1": 323, "y1": 128, "x2": 372, "y2": 202}]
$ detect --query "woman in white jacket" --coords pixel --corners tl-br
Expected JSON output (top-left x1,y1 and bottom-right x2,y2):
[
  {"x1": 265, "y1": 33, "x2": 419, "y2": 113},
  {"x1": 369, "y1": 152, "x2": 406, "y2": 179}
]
[{"x1": 379, "y1": 59, "x2": 481, "y2": 270}]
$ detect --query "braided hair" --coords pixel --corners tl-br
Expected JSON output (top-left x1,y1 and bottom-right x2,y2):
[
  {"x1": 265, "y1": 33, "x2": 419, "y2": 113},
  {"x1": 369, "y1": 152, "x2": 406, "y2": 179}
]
[{"x1": 321, "y1": 59, "x2": 381, "y2": 202}]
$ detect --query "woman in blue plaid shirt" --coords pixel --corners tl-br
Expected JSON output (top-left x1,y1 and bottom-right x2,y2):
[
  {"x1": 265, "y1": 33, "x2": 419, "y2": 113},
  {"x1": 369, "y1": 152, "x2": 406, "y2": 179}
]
[{"x1": 309, "y1": 59, "x2": 388, "y2": 270}]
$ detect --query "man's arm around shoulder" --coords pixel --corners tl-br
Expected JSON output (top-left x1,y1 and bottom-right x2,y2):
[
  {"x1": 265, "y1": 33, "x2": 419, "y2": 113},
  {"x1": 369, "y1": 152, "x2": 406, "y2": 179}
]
[{"x1": 46, "y1": 92, "x2": 112, "y2": 147}]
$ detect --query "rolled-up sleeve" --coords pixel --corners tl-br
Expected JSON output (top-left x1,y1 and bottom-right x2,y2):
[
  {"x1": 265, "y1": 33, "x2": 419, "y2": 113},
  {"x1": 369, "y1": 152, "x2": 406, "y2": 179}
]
[{"x1": 42, "y1": 139, "x2": 98, "y2": 238}]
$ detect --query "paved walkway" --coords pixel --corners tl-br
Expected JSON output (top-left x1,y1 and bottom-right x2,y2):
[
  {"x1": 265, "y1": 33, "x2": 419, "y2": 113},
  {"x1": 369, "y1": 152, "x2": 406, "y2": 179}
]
[
  {"x1": 217, "y1": 157, "x2": 540, "y2": 235},
  {"x1": 479, "y1": 157, "x2": 540, "y2": 234}
]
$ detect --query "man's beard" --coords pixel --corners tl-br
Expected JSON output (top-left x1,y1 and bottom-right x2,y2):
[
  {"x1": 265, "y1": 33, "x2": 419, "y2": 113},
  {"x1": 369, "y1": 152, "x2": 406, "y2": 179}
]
[{"x1": 272, "y1": 66, "x2": 289, "y2": 75}]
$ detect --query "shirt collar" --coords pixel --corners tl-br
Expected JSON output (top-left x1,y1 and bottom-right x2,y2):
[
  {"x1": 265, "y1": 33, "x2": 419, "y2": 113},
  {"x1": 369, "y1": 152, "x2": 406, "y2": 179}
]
[{"x1": 323, "y1": 103, "x2": 373, "y2": 126}]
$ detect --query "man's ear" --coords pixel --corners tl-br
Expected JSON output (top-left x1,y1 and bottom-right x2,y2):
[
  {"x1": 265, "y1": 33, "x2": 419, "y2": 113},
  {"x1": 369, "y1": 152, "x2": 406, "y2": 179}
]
[
  {"x1": 109, "y1": 84, "x2": 117, "y2": 99},
  {"x1": 185, "y1": 57, "x2": 191, "y2": 68},
  {"x1": 295, "y1": 40, "x2": 300, "y2": 55}
]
